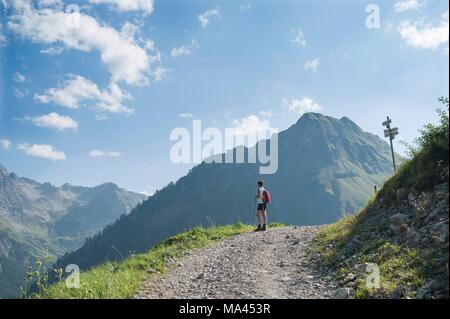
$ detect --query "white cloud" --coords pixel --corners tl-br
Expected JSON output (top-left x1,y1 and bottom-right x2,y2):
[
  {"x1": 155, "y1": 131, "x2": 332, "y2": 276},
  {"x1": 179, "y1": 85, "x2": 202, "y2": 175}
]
[
  {"x1": 89, "y1": 0, "x2": 154, "y2": 15},
  {"x1": 17, "y1": 143, "x2": 66, "y2": 161},
  {"x1": 34, "y1": 75, "x2": 134, "y2": 114},
  {"x1": 95, "y1": 114, "x2": 109, "y2": 121},
  {"x1": 232, "y1": 115, "x2": 271, "y2": 136},
  {"x1": 89, "y1": 150, "x2": 123, "y2": 157},
  {"x1": 5, "y1": 1, "x2": 159, "y2": 85},
  {"x1": 198, "y1": 8, "x2": 220, "y2": 29},
  {"x1": 283, "y1": 97, "x2": 322, "y2": 115},
  {"x1": 171, "y1": 39, "x2": 199, "y2": 58},
  {"x1": 178, "y1": 113, "x2": 193, "y2": 118},
  {"x1": 304, "y1": 58, "x2": 320, "y2": 73},
  {"x1": 14, "y1": 88, "x2": 26, "y2": 99},
  {"x1": 1, "y1": 139, "x2": 12, "y2": 150},
  {"x1": 398, "y1": 12, "x2": 449, "y2": 50},
  {"x1": 13, "y1": 72, "x2": 26, "y2": 83},
  {"x1": 291, "y1": 28, "x2": 307, "y2": 47},
  {"x1": 27, "y1": 112, "x2": 78, "y2": 131},
  {"x1": 152, "y1": 66, "x2": 170, "y2": 82},
  {"x1": 40, "y1": 46, "x2": 64, "y2": 55},
  {"x1": 36, "y1": 0, "x2": 64, "y2": 8},
  {"x1": 171, "y1": 46, "x2": 191, "y2": 57},
  {"x1": 394, "y1": 0, "x2": 423, "y2": 13}
]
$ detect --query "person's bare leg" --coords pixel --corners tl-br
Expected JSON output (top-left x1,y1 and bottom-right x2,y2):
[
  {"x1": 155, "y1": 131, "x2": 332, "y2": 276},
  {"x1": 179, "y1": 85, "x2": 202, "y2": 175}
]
[
  {"x1": 263, "y1": 210, "x2": 267, "y2": 225},
  {"x1": 257, "y1": 210, "x2": 262, "y2": 225}
]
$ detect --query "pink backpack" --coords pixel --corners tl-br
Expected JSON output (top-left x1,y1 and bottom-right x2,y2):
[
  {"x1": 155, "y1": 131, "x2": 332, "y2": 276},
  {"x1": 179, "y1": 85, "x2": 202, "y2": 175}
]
[{"x1": 263, "y1": 190, "x2": 271, "y2": 204}]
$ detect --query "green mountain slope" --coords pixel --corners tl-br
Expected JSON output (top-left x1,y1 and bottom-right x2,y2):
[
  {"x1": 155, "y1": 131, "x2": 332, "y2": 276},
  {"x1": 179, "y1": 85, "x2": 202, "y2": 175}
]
[
  {"x1": 0, "y1": 166, "x2": 146, "y2": 298},
  {"x1": 314, "y1": 100, "x2": 449, "y2": 299},
  {"x1": 55, "y1": 113, "x2": 400, "y2": 271}
]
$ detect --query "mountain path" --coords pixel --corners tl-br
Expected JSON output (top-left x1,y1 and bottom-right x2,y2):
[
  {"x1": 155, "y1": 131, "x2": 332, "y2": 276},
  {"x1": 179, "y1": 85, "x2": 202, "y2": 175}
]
[{"x1": 135, "y1": 226, "x2": 336, "y2": 299}]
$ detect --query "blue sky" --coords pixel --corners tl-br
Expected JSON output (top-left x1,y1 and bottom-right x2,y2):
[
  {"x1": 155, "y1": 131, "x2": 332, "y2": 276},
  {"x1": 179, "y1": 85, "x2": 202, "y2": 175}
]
[{"x1": 0, "y1": 0, "x2": 449, "y2": 194}]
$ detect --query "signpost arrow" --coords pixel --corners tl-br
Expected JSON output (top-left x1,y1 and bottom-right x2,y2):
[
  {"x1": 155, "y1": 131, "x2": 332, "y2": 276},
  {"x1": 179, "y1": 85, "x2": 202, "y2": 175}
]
[
  {"x1": 382, "y1": 119, "x2": 392, "y2": 126},
  {"x1": 382, "y1": 117, "x2": 399, "y2": 173}
]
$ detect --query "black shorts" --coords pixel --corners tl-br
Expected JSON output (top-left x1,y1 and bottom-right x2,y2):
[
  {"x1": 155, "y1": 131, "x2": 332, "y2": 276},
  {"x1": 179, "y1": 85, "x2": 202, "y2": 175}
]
[{"x1": 257, "y1": 203, "x2": 267, "y2": 211}]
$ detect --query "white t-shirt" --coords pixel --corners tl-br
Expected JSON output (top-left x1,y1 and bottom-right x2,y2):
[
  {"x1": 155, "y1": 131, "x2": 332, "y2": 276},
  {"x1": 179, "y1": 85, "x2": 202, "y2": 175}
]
[{"x1": 257, "y1": 187, "x2": 265, "y2": 204}]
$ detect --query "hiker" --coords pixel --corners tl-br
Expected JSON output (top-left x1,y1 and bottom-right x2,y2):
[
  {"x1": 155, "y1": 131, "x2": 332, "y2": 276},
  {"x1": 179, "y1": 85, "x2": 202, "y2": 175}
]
[{"x1": 255, "y1": 180, "x2": 270, "y2": 232}]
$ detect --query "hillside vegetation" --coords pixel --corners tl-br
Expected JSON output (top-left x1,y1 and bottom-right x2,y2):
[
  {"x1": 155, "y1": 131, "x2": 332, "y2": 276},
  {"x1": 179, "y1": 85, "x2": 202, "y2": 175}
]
[
  {"x1": 315, "y1": 98, "x2": 449, "y2": 299},
  {"x1": 40, "y1": 224, "x2": 256, "y2": 299}
]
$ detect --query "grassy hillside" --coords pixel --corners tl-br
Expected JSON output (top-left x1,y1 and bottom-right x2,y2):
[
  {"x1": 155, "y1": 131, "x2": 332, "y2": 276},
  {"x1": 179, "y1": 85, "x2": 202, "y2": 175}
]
[
  {"x1": 314, "y1": 98, "x2": 449, "y2": 299},
  {"x1": 37, "y1": 224, "x2": 261, "y2": 299}
]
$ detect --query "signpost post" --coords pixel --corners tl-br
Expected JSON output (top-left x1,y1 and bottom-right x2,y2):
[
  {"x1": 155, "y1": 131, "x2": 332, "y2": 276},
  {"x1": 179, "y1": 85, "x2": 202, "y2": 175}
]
[{"x1": 382, "y1": 116, "x2": 399, "y2": 173}]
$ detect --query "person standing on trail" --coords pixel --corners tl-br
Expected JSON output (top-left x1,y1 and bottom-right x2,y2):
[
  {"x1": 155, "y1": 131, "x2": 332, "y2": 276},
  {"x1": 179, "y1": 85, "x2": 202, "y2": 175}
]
[{"x1": 255, "y1": 180, "x2": 270, "y2": 232}]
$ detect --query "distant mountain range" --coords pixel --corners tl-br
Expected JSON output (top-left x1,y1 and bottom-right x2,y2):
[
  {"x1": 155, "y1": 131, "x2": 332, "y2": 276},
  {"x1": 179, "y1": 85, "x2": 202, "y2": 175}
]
[
  {"x1": 0, "y1": 166, "x2": 146, "y2": 298},
  {"x1": 55, "y1": 113, "x2": 401, "y2": 273}
]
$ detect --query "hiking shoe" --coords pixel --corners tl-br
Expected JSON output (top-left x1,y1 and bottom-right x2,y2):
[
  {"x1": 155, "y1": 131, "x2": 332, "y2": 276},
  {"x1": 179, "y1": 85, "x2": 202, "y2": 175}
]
[
  {"x1": 262, "y1": 224, "x2": 267, "y2": 231},
  {"x1": 255, "y1": 224, "x2": 262, "y2": 232}
]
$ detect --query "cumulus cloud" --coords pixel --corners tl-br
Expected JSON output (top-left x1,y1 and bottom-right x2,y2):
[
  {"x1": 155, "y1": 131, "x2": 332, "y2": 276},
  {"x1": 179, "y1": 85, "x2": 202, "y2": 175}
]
[
  {"x1": 198, "y1": 8, "x2": 220, "y2": 29},
  {"x1": 291, "y1": 28, "x2": 307, "y2": 47},
  {"x1": 394, "y1": 0, "x2": 423, "y2": 13},
  {"x1": 26, "y1": 112, "x2": 78, "y2": 131},
  {"x1": 17, "y1": 143, "x2": 66, "y2": 161},
  {"x1": 89, "y1": 0, "x2": 154, "y2": 15},
  {"x1": 232, "y1": 115, "x2": 271, "y2": 136},
  {"x1": 34, "y1": 75, "x2": 134, "y2": 114},
  {"x1": 40, "y1": 46, "x2": 64, "y2": 55},
  {"x1": 14, "y1": 88, "x2": 26, "y2": 99},
  {"x1": 283, "y1": 97, "x2": 322, "y2": 115},
  {"x1": 171, "y1": 39, "x2": 199, "y2": 58},
  {"x1": 1, "y1": 139, "x2": 12, "y2": 150},
  {"x1": 5, "y1": 0, "x2": 160, "y2": 85},
  {"x1": 89, "y1": 150, "x2": 123, "y2": 157},
  {"x1": 13, "y1": 72, "x2": 26, "y2": 83},
  {"x1": 304, "y1": 58, "x2": 320, "y2": 73},
  {"x1": 398, "y1": 12, "x2": 449, "y2": 50}
]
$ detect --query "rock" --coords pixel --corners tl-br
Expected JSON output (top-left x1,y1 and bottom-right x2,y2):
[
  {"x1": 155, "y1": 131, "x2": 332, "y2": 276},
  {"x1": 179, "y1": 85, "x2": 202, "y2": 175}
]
[
  {"x1": 389, "y1": 213, "x2": 409, "y2": 234},
  {"x1": 424, "y1": 208, "x2": 441, "y2": 225},
  {"x1": 416, "y1": 280, "x2": 437, "y2": 299},
  {"x1": 391, "y1": 284, "x2": 408, "y2": 299},
  {"x1": 431, "y1": 222, "x2": 449, "y2": 242},
  {"x1": 333, "y1": 287, "x2": 355, "y2": 299},
  {"x1": 196, "y1": 273, "x2": 205, "y2": 280},
  {"x1": 342, "y1": 273, "x2": 356, "y2": 284},
  {"x1": 396, "y1": 188, "x2": 408, "y2": 201},
  {"x1": 408, "y1": 193, "x2": 416, "y2": 203}
]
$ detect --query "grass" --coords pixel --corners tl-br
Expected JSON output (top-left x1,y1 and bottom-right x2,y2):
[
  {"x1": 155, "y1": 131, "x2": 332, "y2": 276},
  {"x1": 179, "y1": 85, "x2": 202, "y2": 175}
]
[
  {"x1": 40, "y1": 223, "x2": 282, "y2": 299},
  {"x1": 314, "y1": 215, "x2": 434, "y2": 298},
  {"x1": 313, "y1": 99, "x2": 449, "y2": 298}
]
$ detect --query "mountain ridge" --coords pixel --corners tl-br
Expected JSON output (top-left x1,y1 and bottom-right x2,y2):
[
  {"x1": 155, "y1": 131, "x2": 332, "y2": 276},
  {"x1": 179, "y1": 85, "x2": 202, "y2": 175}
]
[
  {"x1": 0, "y1": 166, "x2": 147, "y2": 298},
  {"x1": 55, "y1": 112, "x2": 400, "y2": 272}
]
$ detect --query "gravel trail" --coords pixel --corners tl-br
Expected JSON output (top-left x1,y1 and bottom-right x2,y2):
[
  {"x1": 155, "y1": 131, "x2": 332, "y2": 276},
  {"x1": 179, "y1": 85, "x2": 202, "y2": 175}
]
[{"x1": 136, "y1": 226, "x2": 336, "y2": 299}]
